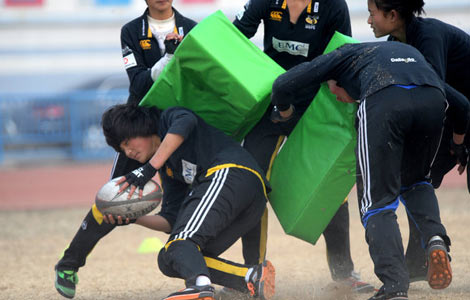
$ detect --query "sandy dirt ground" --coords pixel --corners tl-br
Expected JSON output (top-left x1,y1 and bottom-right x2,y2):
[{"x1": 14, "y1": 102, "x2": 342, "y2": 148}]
[{"x1": 0, "y1": 162, "x2": 469, "y2": 300}]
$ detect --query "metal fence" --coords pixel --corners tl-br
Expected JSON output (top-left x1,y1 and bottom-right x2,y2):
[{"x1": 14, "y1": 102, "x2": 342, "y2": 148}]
[{"x1": 0, "y1": 90, "x2": 128, "y2": 164}]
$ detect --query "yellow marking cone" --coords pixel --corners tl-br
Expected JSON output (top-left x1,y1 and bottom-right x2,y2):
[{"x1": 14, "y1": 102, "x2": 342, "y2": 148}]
[{"x1": 138, "y1": 237, "x2": 164, "y2": 254}]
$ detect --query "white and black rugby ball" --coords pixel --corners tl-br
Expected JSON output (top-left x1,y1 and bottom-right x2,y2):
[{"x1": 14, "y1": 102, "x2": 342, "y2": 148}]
[{"x1": 95, "y1": 176, "x2": 163, "y2": 219}]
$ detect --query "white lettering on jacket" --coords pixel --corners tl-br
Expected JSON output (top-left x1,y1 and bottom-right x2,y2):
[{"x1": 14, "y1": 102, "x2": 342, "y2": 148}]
[
  {"x1": 390, "y1": 57, "x2": 417, "y2": 63},
  {"x1": 272, "y1": 37, "x2": 309, "y2": 57}
]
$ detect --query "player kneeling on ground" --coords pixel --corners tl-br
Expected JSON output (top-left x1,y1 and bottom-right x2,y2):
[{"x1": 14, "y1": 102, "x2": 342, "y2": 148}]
[
  {"x1": 271, "y1": 41, "x2": 463, "y2": 300},
  {"x1": 101, "y1": 104, "x2": 275, "y2": 300}
]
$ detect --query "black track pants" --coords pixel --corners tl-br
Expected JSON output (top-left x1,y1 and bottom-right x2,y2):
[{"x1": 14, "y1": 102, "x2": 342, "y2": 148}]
[
  {"x1": 158, "y1": 167, "x2": 267, "y2": 291},
  {"x1": 356, "y1": 86, "x2": 448, "y2": 294}
]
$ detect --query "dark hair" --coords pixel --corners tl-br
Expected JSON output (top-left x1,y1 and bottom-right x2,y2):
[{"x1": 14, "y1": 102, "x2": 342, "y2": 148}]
[
  {"x1": 372, "y1": 0, "x2": 425, "y2": 21},
  {"x1": 101, "y1": 104, "x2": 160, "y2": 152}
]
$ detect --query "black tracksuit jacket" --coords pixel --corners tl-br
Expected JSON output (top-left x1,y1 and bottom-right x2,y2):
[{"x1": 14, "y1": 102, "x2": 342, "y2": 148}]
[
  {"x1": 120, "y1": 8, "x2": 197, "y2": 105},
  {"x1": 271, "y1": 42, "x2": 446, "y2": 109},
  {"x1": 156, "y1": 107, "x2": 270, "y2": 228},
  {"x1": 233, "y1": 0, "x2": 351, "y2": 111}
]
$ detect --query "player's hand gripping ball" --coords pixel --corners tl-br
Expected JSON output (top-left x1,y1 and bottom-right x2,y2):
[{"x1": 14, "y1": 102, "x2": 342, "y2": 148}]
[{"x1": 95, "y1": 176, "x2": 162, "y2": 220}]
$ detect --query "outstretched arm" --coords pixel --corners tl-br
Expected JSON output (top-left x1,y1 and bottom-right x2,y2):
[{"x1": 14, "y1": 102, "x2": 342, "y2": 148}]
[{"x1": 135, "y1": 214, "x2": 171, "y2": 232}]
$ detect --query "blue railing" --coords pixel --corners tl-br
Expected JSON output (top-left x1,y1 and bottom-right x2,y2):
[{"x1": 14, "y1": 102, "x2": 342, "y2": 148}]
[{"x1": 0, "y1": 90, "x2": 128, "y2": 164}]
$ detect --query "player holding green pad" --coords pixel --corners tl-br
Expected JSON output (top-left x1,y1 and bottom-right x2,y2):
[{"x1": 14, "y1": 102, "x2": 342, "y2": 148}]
[{"x1": 269, "y1": 32, "x2": 359, "y2": 244}]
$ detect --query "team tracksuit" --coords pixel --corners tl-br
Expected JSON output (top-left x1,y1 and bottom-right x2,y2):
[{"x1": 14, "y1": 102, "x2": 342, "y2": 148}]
[
  {"x1": 271, "y1": 41, "x2": 451, "y2": 295},
  {"x1": 155, "y1": 107, "x2": 270, "y2": 291}
]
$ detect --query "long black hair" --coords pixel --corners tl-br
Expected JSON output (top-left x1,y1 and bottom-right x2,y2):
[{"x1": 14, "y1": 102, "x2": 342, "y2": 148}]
[
  {"x1": 372, "y1": 0, "x2": 425, "y2": 21},
  {"x1": 101, "y1": 104, "x2": 161, "y2": 152}
]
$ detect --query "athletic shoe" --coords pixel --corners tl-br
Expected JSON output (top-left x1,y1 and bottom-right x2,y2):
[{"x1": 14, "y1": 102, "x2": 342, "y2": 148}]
[
  {"x1": 246, "y1": 260, "x2": 275, "y2": 300},
  {"x1": 426, "y1": 236, "x2": 452, "y2": 289},
  {"x1": 338, "y1": 271, "x2": 375, "y2": 293},
  {"x1": 163, "y1": 285, "x2": 215, "y2": 300},
  {"x1": 215, "y1": 287, "x2": 251, "y2": 300},
  {"x1": 54, "y1": 265, "x2": 78, "y2": 299},
  {"x1": 368, "y1": 287, "x2": 408, "y2": 300}
]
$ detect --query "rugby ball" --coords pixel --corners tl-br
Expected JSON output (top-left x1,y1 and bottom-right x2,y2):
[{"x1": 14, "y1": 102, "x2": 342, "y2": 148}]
[{"x1": 95, "y1": 176, "x2": 163, "y2": 220}]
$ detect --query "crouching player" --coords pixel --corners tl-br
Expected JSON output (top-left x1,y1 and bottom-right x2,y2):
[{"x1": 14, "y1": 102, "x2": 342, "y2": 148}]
[
  {"x1": 101, "y1": 104, "x2": 275, "y2": 300},
  {"x1": 270, "y1": 41, "x2": 462, "y2": 299}
]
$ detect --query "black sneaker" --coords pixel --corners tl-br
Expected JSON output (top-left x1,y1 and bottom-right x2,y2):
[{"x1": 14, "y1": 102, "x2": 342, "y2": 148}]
[
  {"x1": 426, "y1": 236, "x2": 452, "y2": 289},
  {"x1": 368, "y1": 287, "x2": 408, "y2": 300},
  {"x1": 246, "y1": 260, "x2": 275, "y2": 300},
  {"x1": 54, "y1": 265, "x2": 78, "y2": 299},
  {"x1": 163, "y1": 285, "x2": 215, "y2": 300}
]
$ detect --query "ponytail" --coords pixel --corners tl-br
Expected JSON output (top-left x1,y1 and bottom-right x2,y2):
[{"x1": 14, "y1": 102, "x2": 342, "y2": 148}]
[{"x1": 373, "y1": 0, "x2": 425, "y2": 21}]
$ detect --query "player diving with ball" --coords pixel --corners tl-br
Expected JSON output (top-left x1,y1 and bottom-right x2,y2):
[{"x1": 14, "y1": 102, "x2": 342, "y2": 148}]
[{"x1": 100, "y1": 103, "x2": 275, "y2": 300}]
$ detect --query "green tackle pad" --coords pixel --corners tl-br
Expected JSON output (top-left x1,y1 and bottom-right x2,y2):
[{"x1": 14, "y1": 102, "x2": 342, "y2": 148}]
[
  {"x1": 269, "y1": 32, "x2": 359, "y2": 244},
  {"x1": 140, "y1": 10, "x2": 284, "y2": 142}
]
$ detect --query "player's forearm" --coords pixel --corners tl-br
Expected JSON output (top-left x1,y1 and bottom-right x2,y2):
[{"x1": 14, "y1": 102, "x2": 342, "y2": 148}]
[
  {"x1": 149, "y1": 133, "x2": 184, "y2": 169},
  {"x1": 136, "y1": 215, "x2": 171, "y2": 232}
]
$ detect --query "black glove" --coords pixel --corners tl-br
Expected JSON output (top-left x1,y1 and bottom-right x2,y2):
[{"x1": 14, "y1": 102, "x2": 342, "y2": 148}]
[
  {"x1": 164, "y1": 38, "x2": 180, "y2": 54},
  {"x1": 270, "y1": 105, "x2": 295, "y2": 123},
  {"x1": 124, "y1": 163, "x2": 158, "y2": 190},
  {"x1": 450, "y1": 140, "x2": 468, "y2": 167}
]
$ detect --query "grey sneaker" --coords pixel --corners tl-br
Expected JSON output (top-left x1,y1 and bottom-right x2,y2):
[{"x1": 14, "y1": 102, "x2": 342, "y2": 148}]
[
  {"x1": 54, "y1": 265, "x2": 78, "y2": 299},
  {"x1": 426, "y1": 236, "x2": 452, "y2": 289}
]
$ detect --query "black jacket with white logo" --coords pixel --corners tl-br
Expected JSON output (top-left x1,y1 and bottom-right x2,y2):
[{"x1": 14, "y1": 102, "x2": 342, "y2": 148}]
[
  {"x1": 233, "y1": 0, "x2": 351, "y2": 110},
  {"x1": 120, "y1": 8, "x2": 197, "y2": 105},
  {"x1": 272, "y1": 42, "x2": 445, "y2": 107},
  {"x1": 157, "y1": 107, "x2": 270, "y2": 227},
  {"x1": 233, "y1": 0, "x2": 351, "y2": 71}
]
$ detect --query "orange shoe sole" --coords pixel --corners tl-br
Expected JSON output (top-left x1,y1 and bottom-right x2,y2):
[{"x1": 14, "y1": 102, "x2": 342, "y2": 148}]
[
  {"x1": 427, "y1": 248, "x2": 452, "y2": 289},
  {"x1": 260, "y1": 260, "x2": 276, "y2": 300}
]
